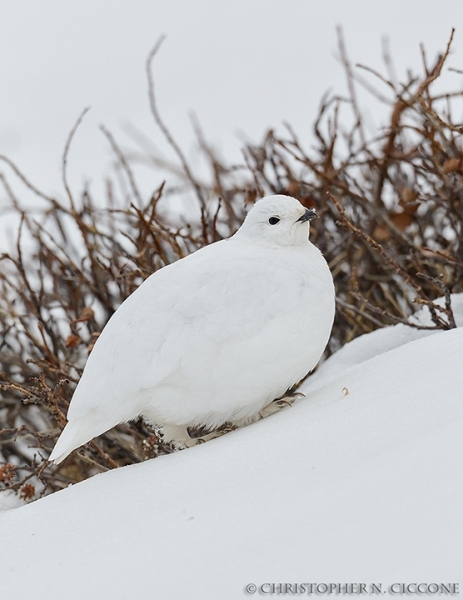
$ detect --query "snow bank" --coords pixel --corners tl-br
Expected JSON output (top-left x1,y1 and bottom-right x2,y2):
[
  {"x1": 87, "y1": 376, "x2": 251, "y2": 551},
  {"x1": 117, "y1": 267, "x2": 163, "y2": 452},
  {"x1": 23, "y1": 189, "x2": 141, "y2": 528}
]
[
  {"x1": 306, "y1": 293, "x2": 463, "y2": 392},
  {"x1": 1, "y1": 324, "x2": 462, "y2": 599}
]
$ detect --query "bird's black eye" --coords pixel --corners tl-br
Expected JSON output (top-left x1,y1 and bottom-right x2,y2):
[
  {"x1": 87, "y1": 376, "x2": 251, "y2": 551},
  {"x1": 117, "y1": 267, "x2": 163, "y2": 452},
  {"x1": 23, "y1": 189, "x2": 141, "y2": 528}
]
[{"x1": 268, "y1": 217, "x2": 280, "y2": 225}]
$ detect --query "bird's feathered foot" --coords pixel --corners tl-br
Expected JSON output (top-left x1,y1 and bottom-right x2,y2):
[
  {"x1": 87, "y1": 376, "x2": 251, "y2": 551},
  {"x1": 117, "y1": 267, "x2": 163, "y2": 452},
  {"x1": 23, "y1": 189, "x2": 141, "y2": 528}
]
[
  {"x1": 259, "y1": 391, "x2": 304, "y2": 418},
  {"x1": 160, "y1": 391, "x2": 304, "y2": 449},
  {"x1": 224, "y1": 390, "x2": 305, "y2": 430},
  {"x1": 160, "y1": 424, "x2": 198, "y2": 448}
]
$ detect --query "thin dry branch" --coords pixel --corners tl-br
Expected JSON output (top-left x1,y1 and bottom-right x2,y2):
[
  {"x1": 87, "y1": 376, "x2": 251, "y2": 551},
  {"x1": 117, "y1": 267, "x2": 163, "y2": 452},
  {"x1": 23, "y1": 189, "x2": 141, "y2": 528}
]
[
  {"x1": 0, "y1": 156, "x2": 55, "y2": 202},
  {"x1": 328, "y1": 191, "x2": 422, "y2": 293},
  {"x1": 146, "y1": 36, "x2": 206, "y2": 210},
  {"x1": 62, "y1": 107, "x2": 91, "y2": 212},
  {"x1": 100, "y1": 125, "x2": 144, "y2": 207}
]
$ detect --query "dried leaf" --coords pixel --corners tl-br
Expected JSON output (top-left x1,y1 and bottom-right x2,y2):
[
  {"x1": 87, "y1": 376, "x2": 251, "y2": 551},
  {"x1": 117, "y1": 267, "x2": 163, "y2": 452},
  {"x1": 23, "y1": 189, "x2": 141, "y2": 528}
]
[
  {"x1": 401, "y1": 187, "x2": 418, "y2": 204},
  {"x1": 443, "y1": 157, "x2": 462, "y2": 174},
  {"x1": 372, "y1": 224, "x2": 390, "y2": 241},
  {"x1": 0, "y1": 464, "x2": 16, "y2": 483},
  {"x1": 19, "y1": 484, "x2": 35, "y2": 500},
  {"x1": 81, "y1": 307, "x2": 95, "y2": 320},
  {"x1": 65, "y1": 334, "x2": 81, "y2": 349},
  {"x1": 399, "y1": 188, "x2": 420, "y2": 214},
  {"x1": 391, "y1": 212, "x2": 414, "y2": 230},
  {"x1": 87, "y1": 332, "x2": 100, "y2": 354}
]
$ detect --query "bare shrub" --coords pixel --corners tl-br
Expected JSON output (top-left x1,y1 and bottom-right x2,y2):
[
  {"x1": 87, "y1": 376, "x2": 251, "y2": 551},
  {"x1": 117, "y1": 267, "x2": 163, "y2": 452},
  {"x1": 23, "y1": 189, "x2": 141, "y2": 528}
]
[{"x1": 1, "y1": 32, "x2": 461, "y2": 500}]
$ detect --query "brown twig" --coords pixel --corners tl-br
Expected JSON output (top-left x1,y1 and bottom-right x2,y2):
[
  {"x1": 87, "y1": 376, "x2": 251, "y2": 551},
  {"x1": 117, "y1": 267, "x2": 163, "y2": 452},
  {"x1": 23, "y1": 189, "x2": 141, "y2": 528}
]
[
  {"x1": 62, "y1": 107, "x2": 91, "y2": 212},
  {"x1": 146, "y1": 37, "x2": 206, "y2": 210}
]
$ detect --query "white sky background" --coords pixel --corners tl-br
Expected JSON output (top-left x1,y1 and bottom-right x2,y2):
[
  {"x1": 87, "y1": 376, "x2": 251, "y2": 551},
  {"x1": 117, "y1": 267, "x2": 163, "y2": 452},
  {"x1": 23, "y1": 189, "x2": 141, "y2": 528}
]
[{"x1": 0, "y1": 1, "x2": 462, "y2": 208}]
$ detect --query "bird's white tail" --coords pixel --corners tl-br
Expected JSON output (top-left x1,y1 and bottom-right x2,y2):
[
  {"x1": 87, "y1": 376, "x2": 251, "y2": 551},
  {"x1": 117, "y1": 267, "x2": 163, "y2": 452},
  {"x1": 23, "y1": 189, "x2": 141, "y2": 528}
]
[{"x1": 49, "y1": 416, "x2": 116, "y2": 464}]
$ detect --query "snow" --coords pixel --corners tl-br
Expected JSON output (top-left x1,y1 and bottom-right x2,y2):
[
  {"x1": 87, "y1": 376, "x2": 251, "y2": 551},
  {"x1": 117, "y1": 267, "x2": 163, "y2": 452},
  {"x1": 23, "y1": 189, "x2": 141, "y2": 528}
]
[
  {"x1": 308, "y1": 294, "x2": 463, "y2": 391},
  {"x1": 1, "y1": 308, "x2": 462, "y2": 598}
]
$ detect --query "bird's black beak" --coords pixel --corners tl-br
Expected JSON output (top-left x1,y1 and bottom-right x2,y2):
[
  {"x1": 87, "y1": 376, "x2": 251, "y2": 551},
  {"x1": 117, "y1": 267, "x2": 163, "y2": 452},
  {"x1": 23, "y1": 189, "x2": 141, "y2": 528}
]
[{"x1": 296, "y1": 208, "x2": 318, "y2": 222}]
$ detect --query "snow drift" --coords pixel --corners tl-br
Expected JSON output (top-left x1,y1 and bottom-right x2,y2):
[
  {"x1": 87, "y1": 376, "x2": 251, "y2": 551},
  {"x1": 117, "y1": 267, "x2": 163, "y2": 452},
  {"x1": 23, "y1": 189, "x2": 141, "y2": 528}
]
[{"x1": 0, "y1": 319, "x2": 462, "y2": 599}]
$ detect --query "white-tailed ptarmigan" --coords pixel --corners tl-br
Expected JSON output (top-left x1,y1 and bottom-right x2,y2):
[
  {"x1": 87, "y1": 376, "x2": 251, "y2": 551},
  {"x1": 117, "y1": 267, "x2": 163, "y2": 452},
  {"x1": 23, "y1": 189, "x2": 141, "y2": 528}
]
[{"x1": 49, "y1": 195, "x2": 335, "y2": 464}]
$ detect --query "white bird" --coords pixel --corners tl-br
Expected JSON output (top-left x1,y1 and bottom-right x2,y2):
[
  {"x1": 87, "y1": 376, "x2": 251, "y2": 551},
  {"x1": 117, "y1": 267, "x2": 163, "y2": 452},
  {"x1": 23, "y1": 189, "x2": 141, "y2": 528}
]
[{"x1": 49, "y1": 195, "x2": 335, "y2": 464}]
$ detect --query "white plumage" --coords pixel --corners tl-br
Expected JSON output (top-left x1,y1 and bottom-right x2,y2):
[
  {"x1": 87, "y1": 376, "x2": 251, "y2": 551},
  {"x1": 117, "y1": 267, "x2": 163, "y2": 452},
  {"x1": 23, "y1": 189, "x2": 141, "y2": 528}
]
[{"x1": 49, "y1": 195, "x2": 335, "y2": 464}]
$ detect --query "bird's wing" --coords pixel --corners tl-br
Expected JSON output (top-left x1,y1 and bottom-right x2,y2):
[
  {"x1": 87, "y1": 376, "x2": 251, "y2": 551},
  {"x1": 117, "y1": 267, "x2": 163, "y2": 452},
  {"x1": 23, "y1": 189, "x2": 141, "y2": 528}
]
[{"x1": 66, "y1": 240, "x2": 304, "y2": 423}]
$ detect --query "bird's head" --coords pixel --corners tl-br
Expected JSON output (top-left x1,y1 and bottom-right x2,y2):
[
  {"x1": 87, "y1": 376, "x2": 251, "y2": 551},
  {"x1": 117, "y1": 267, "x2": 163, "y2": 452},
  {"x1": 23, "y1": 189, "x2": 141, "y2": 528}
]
[{"x1": 234, "y1": 195, "x2": 317, "y2": 247}]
